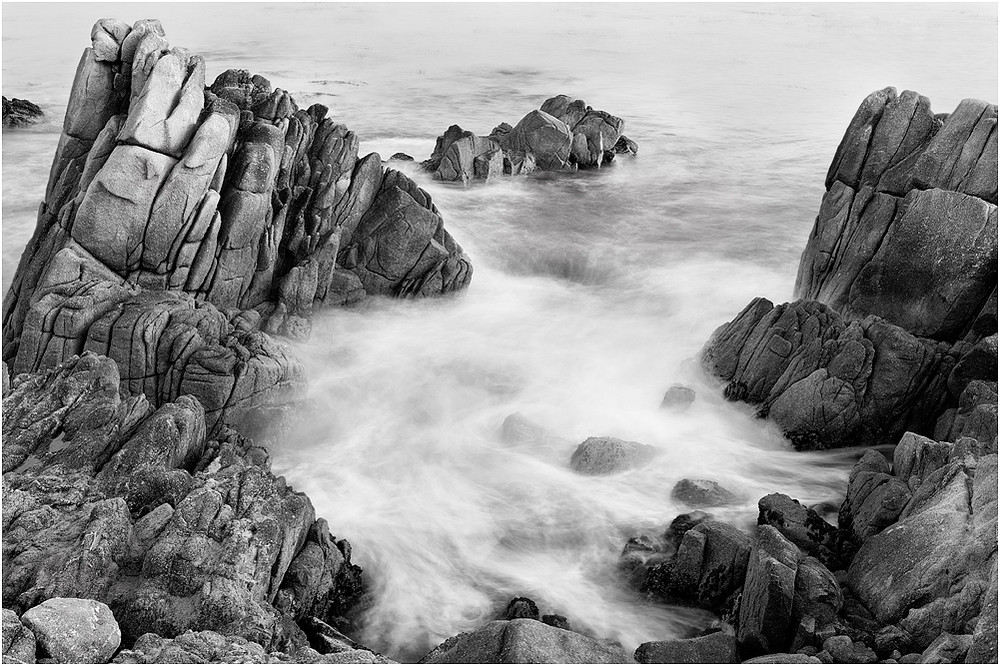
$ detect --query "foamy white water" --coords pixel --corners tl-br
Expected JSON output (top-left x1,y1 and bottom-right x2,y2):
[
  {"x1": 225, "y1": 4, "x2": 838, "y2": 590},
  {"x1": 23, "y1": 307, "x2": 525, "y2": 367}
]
[{"x1": 3, "y1": 3, "x2": 997, "y2": 661}]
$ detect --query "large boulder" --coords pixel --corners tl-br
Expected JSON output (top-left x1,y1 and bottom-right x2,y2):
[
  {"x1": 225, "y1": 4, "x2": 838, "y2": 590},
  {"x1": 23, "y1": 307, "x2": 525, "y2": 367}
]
[
  {"x1": 794, "y1": 89, "x2": 997, "y2": 343},
  {"x1": 701, "y1": 298, "x2": 954, "y2": 450},
  {"x1": 2, "y1": 354, "x2": 362, "y2": 652},
  {"x1": 20, "y1": 598, "x2": 121, "y2": 664},
  {"x1": 418, "y1": 619, "x2": 632, "y2": 664}
]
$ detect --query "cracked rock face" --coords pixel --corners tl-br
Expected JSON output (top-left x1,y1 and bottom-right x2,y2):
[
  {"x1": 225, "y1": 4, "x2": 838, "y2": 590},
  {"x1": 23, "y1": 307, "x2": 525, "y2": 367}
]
[
  {"x1": 2, "y1": 19, "x2": 472, "y2": 423},
  {"x1": 795, "y1": 88, "x2": 997, "y2": 343},
  {"x1": 701, "y1": 298, "x2": 955, "y2": 450},
  {"x1": 2, "y1": 353, "x2": 363, "y2": 653}
]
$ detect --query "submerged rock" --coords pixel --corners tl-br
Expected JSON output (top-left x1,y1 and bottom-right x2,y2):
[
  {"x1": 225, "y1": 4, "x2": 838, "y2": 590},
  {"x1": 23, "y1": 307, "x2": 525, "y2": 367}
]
[
  {"x1": 419, "y1": 619, "x2": 631, "y2": 664},
  {"x1": 2, "y1": 96, "x2": 43, "y2": 127},
  {"x1": 570, "y1": 436, "x2": 658, "y2": 474},
  {"x1": 661, "y1": 384, "x2": 696, "y2": 411},
  {"x1": 671, "y1": 478, "x2": 739, "y2": 507},
  {"x1": 423, "y1": 95, "x2": 637, "y2": 183}
]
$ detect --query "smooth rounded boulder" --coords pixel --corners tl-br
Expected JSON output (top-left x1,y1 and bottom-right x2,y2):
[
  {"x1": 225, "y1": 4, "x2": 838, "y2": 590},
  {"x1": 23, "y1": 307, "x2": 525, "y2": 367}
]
[{"x1": 21, "y1": 598, "x2": 121, "y2": 664}]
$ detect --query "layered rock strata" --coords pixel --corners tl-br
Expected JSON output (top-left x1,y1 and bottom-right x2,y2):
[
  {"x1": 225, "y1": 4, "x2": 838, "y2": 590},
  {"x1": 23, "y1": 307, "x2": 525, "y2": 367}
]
[
  {"x1": 701, "y1": 89, "x2": 997, "y2": 450},
  {"x1": 2, "y1": 353, "x2": 363, "y2": 655},
  {"x1": 2, "y1": 19, "x2": 472, "y2": 430},
  {"x1": 422, "y1": 95, "x2": 638, "y2": 183}
]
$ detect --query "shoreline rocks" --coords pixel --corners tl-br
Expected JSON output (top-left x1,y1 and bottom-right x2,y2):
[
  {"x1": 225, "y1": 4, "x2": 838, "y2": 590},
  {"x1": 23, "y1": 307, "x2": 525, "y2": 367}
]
[
  {"x1": 2, "y1": 96, "x2": 42, "y2": 128},
  {"x1": 2, "y1": 353, "x2": 364, "y2": 659},
  {"x1": 421, "y1": 95, "x2": 638, "y2": 183}
]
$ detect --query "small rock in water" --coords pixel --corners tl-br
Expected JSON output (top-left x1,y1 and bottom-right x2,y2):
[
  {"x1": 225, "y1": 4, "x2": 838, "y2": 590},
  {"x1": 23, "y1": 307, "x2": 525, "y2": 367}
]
[
  {"x1": 21, "y1": 598, "x2": 121, "y2": 664},
  {"x1": 389, "y1": 152, "x2": 414, "y2": 161},
  {"x1": 541, "y1": 615, "x2": 571, "y2": 631},
  {"x1": 671, "y1": 478, "x2": 739, "y2": 507},
  {"x1": 661, "y1": 384, "x2": 696, "y2": 411},
  {"x1": 2, "y1": 96, "x2": 43, "y2": 127},
  {"x1": 503, "y1": 597, "x2": 540, "y2": 621},
  {"x1": 569, "y1": 436, "x2": 658, "y2": 475},
  {"x1": 501, "y1": 412, "x2": 563, "y2": 447}
]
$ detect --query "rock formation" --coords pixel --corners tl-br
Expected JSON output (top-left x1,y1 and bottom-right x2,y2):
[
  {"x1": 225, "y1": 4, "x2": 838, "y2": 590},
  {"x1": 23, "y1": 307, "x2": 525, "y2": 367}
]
[
  {"x1": 617, "y1": 433, "x2": 996, "y2": 663},
  {"x1": 2, "y1": 19, "x2": 472, "y2": 432},
  {"x1": 422, "y1": 95, "x2": 638, "y2": 183},
  {"x1": 2, "y1": 96, "x2": 43, "y2": 128},
  {"x1": 700, "y1": 89, "x2": 997, "y2": 451},
  {"x1": 2, "y1": 353, "x2": 364, "y2": 657}
]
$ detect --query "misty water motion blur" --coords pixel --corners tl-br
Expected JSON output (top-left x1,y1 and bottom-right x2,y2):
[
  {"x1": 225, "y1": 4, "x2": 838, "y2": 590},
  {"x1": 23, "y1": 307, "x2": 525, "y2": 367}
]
[{"x1": 2, "y1": 2, "x2": 997, "y2": 661}]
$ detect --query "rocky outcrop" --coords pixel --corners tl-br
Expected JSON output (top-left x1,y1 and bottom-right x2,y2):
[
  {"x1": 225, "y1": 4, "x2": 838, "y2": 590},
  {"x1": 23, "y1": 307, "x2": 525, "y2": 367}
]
[
  {"x1": 2, "y1": 353, "x2": 363, "y2": 653},
  {"x1": 671, "y1": 479, "x2": 739, "y2": 508},
  {"x1": 418, "y1": 619, "x2": 632, "y2": 664},
  {"x1": 422, "y1": 96, "x2": 638, "y2": 182},
  {"x1": 2, "y1": 19, "x2": 472, "y2": 427},
  {"x1": 701, "y1": 298, "x2": 955, "y2": 450},
  {"x1": 700, "y1": 90, "x2": 996, "y2": 452},
  {"x1": 795, "y1": 89, "x2": 997, "y2": 342},
  {"x1": 2, "y1": 96, "x2": 43, "y2": 128}
]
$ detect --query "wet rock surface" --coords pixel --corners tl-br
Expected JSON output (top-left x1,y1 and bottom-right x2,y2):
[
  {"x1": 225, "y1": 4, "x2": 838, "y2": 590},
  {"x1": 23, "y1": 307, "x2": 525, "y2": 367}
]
[
  {"x1": 422, "y1": 95, "x2": 638, "y2": 182},
  {"x1": 570, "y1": 436, "x2": 658, "y2": 475}
]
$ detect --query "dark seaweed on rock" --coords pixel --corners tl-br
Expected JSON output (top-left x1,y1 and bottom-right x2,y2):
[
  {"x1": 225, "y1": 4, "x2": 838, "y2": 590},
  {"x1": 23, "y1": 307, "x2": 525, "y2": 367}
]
[{"x1": 1, "y1": 19, "x2": 472, "y2": 431}]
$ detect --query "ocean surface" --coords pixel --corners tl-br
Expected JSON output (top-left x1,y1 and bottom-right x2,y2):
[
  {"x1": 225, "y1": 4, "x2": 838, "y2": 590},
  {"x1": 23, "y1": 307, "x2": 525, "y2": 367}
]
[{"x1": 3, "y1": 3, "x2": 997, "y2": 661}]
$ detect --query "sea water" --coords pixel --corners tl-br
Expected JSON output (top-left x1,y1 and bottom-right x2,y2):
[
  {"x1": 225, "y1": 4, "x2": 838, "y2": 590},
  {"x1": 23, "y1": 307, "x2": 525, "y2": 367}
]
[{"x1": 2, "y1": 3, "x2": 997, "y2": 660}]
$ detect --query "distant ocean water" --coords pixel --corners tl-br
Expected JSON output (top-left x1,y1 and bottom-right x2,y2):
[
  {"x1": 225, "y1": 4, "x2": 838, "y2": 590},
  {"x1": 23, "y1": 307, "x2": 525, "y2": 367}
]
[{"x1": 3, "y1": 2, "x2": 997, "y2": 661}]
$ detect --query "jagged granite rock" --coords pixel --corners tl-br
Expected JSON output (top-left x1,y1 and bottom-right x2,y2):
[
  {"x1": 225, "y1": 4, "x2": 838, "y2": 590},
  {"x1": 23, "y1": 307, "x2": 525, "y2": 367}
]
[
  {"x1": 20, "y1": 597, "x2": 120, "y2": 664},
  {"x1": 846, "y1": 445, "x2": 997, "y2": 653},
  {"x1": 701, "y1": 298, "x2": 955, "y2": 450},
  {"x1": 569, "y1": 436, "x2": 658, "y2": 474},
  {"x1": 634, "y1": 631, "x2": 738, "y2": 664},
  {"x1": 2, "y1": 354, "x2": 362, "y2": 652},
  {"x1": 625, "y1": 514, "x2": 751, "y2": 614},
  {"x1": 757, "y1": 494, "x2": 854, "y2": 570},
  {"x1": 2, "y1": 608, "x2": 36, "y2": 663},
  {"x1": 418, "y1": 619, "x2": 632, "y2": 664},
  {"x1": 2, "y1": 97, "x2": 43, "y2": 128},
  {"x1": 794, "y1": 89, "x2": 997, "y2": 343},
  {"x1": 736, "y1": 526, "x2": 843, "y2": 659},
  {"x1": 2, "y1": 20, "x2": 472, "y2": 414},
  {"x1": 423, "y1": 96, "x2": 638, "y2": 182}
]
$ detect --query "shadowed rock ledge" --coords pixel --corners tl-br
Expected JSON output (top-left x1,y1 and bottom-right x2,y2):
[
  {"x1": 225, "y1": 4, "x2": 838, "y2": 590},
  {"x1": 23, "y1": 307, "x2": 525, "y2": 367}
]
[
  {"x1": 2, "y1": 18, "x2": 472, "y2": 431},
  {"x1": 701, "y1": 88, "x2": 997, "y2": 451}
]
